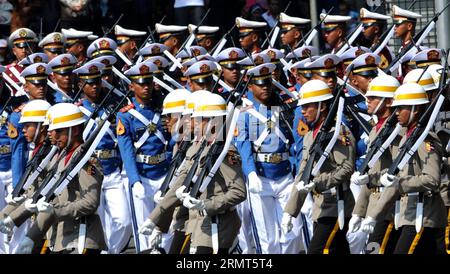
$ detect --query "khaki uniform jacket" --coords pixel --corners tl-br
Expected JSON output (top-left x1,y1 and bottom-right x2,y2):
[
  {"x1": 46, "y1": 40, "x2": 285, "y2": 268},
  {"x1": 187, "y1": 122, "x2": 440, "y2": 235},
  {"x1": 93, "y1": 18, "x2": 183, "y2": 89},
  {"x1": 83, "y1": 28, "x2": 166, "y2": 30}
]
[
  {"x1": 26, "y1": 145, "x2": 107, "y2": 252},
  {"x1": 368, "y1": 131, "x2": 447, "y2": 228},
  {"x1": 352, "y1": 120, "x2": 403, "y2": 221},
  {"x1": 149, "y1": 141, "x2": 201, "y2": 233},
  {"x1": 188, "y1": 144, "x2": 246, "y2": 249},
  {"x1": 285, "y1": 124, "x2": 355, "y2": 221},
  {"x1": 7, "y1": 149, "x2": 60, "y2": 227}
]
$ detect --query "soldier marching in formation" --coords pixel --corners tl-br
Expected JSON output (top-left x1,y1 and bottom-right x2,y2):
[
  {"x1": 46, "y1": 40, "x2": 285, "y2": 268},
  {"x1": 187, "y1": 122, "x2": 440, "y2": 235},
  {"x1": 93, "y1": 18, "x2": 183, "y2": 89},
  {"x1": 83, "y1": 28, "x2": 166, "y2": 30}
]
[{"x1": 0, "y1": 3, "x2": 449, "y2": 255}]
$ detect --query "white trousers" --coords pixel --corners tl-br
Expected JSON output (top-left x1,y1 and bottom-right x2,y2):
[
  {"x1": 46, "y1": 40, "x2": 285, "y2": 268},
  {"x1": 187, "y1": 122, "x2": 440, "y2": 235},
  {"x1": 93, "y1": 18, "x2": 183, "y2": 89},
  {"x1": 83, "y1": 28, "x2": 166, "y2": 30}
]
[
  {"x1": 247, "y1": 173, "x2": 304, "y2": 254},
  {"x1": 123, "y1": 174, "x2": 173, "y2": 253},
  {"x1": 346, "y1": 183, "x2": 369, "y2": 254},
  {"x1": 0, "y1": 170, "x2": 12, "y2": 254},
  {"x1": 98, "y1": 169, "x2": 132, "y2": 254}
]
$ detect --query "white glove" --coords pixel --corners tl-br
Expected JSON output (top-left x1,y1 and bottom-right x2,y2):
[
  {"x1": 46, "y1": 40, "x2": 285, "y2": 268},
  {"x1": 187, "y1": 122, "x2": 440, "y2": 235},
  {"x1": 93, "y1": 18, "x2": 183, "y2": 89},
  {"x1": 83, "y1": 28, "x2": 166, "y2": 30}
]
[
  {"x1": 132, "y1": 181, "x2": 146, "y2": 199},
  {"x1": 153, "y1": 190, "x2": 164, "y2": 204},
  {"x1": 360, "y1": 216, "x2": 377, "y2": 234},
  {"x1": 138, "y1": 218, "x2": 156, "y2": 235},
  {"x1": 175, "y1": 185, "x2": 189, "y2": 202},
  {"x1": 5, "y1": 194, "x2": 26, "y2": 206},
  {"x1": 36, "y1": 197, "x2": 54, "y2": 213},
  {"x1": 281, "y1": 212, "x2": 294, "y2": 235},
  {"x1": 380, "y1": 173, "x2": 399, "y2": 187},
  {"x1": 296, "y1": 180, "x2": 315, "y2": 192},
  {"x1": 149, "y1": 227, "x2": 163, "y2": 251},
  {"x1": 350, "y1": 172, "x2": 369, "y2": 186},
  {"x1": 247, "y1": 172, "x2": 263, "y2": 193},
  {"x1": 24, "y1": 199, "x2": 39, "y2": 213},
  {"x1": 15, "y1": 236, "x2": 34, "y2": 254},
  {"x1": 0, "y1": 216, "x2": 14, "y2": 234},
  {"x1": 183, "y1": 196, "x2": 206, "y2": 211},
  {"x1": 348, "y1": 214, "x2": 363, "y2": 233}
]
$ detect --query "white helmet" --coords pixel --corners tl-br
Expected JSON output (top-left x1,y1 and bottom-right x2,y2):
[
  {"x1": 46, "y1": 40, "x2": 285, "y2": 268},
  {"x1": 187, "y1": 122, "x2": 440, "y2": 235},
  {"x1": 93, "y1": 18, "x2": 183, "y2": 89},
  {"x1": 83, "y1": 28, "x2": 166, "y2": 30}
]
[
  {"x1": 48, "y1": 103, "x2": 87, "y2": 131},
  {"x1": 366, "y1": 75, "x2": 400, "y2": 98},
  {"x1": 43, "y1": 104, "x2": 57, "y2": 126},
  {"x1": 403, "y1": 69, "x2": 438, "y2": 91},
  {"x1": 391, "y1": 83, "x2": 429, "y2": 107},
  {"x1": 19, "y1": 100, "x2": 51, "y2": 124},
  {"x1": 426, "y1": 64, "x2": 446, "y2": 86},
  {"x1": 182, "y1": 90, "x2": 212, "y2": 115},
  {"x1": 297, "y1": 79, "x2": 333, "y2": 106},
  {"x1": 192, "y1": 92, "x2": 227, "y2": 118},
  {"x1": 162, "y1": 89, "x2": 191, "y2": 115}
]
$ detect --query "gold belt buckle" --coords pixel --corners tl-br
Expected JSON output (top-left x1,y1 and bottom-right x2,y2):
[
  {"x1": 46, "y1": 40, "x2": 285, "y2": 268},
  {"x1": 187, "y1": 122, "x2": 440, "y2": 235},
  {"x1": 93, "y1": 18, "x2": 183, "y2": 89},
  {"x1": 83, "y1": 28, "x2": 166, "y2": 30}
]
[
  {"x1": 270, "y1": 153, "x2": 282, "y2": 164},
  {"x1": 147, "y1": 123, "x2": 157, "y2": 134},
  {"x1": 0, "y1": 117, "x2": 6, "y2": 126}
]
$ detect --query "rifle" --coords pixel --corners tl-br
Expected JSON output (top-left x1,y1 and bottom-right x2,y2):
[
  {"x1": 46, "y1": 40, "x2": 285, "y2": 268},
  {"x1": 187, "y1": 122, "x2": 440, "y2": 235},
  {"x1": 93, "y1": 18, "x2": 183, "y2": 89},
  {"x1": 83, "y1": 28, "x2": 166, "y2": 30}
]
[
  {"x1": 261, "y1": 1, "x2": 292, "y2": 49},
  {"x1": 36, "y1": 89, "x2": 132, "y2": 204},
  {"x1": 103, "y1": 14, "x2": 124, "y2": 37},
  {"x1": 188, "y1": 73, "x2": 252, "y2": 197},
  {"x1": 357, "y1": 111, "x2": 399, "y2": 176},
  {"x1": 334, "y1": 1, "x2": 385, "y2": 55},
  {"x1": 299, "y1": 68, "x2": 351, "y2": 185},
  {"x1": 176, "y1": 8, "x2": 211, "y2": 55},
  {"x1": 211, "y1": 24, "x2": 236, "y2": 58},
  {"x1": 180, "y1": 72, "x2": 249, "y2": 194},
  {"x1": 31, "y1": 87, "x2": 130, "y2": 203},
  {"x1": 384, "y1": 1, "x2": 450, "y2": 74},
  {"x1": 370, "y1": 0, "x2": 418, "y2": 54},
  {"x1": 295, "y1": 6, "x2": 334, "y2": 48},
  {"x1": 11, "y1": 137, "x2": 54, "y2": 197},
  {"x1": 136, "y1": 15, "x2": 166, "y2": 54}
]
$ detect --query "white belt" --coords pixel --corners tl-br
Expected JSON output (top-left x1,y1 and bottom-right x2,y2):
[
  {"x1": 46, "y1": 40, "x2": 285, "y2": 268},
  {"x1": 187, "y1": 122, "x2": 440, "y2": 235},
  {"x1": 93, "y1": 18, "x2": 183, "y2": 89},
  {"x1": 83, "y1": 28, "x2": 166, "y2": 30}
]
[
  {"x1": 136, "y1": 153, "x2": 166, "y2": 165},
  {"x1": 254, "y1": 152, "x2": 289, "y2": 164}
]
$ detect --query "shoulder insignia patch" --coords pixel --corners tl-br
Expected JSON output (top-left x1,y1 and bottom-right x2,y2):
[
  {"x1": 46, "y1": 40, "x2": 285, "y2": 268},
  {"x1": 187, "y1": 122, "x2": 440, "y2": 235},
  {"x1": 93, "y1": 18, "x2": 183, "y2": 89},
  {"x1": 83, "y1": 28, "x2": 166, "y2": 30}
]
[
  {"x1": 117, "y1": 119, "x2": 125, "y2": 135},
  {"x1": 297, "y1": 120, "x2": 309, "y2": 136},
  {"x1": 7, "y1": 122, "x2": 18, "y2": 138},
  {"x1": 119, "y1": 103, "x2": 135, "y2": 113}
]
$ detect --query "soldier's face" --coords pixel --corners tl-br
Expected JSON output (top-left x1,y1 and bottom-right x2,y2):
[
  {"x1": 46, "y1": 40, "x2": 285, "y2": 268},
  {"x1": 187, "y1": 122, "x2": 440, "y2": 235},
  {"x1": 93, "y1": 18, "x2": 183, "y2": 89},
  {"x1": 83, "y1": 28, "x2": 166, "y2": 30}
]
[
  {"x1": 295, "y1": 72, "x2": 310, "y2": 85},
  {"x1": 53, "y1": 73, "x2": 74, "y2": 91},
  {"x1": 22, "y1": 122, "x2": 38, "y2": 143},
  {"x1": 301, "y1": 102, "x2": 320, "y2": 124},
  {"x1": 363, "y1": 25, "x2": 378, "y2": 41},
  {"x1": 12, "y1": 46, "x2": 28, "y2": 61},
  {"x1": 311, "y1": 74, "x2": 336, "y2": 89},
  {"x1": 323, "y1": 28, "x2": 342, "y2": 48},
  {"x1": 394, "y1": 22, "x2": 413, "y2": 38},
  {"x1": 239, "y1": 33, "x2": 257, "y2": 51},
  {"x1": 53, "y1": 128, "x2": 70, "y2": 149},
  {"x1": 48, "y1": 128, "x2": 57, "y2": 145},
  {"x1": 222, "y1": 67, "x2": 240, "y2": 86},
  {"x1": 44, "y1": 50, "x2": 59, "y2": 61},
  {"x1": 25, "y1": 82, "x2": 48, "y2": 100},
  {"x1": 366, "y1": 96, "x2": 383, "y2": 115},
  {"x1": 250, "y1": 82, "x2": 272, "y2": 103},
  {"x1": 130, "y1": 81, "x2": 153, "y2": 101},
  {"x1": 396, "y1": 105, "x2": 416, "y2": 126},
  {"x1": 82, "y1": 79, "x2": 102, "y2": 101},
  {"x1": 351, "y1": 74, "x2": 374, "y2": 94},
  {"x1": 197, "y1": 38, "x2": 213, "y2": 52},
  {"x1": 281, "y1": 29, "x2": 300, "y2": 47}
]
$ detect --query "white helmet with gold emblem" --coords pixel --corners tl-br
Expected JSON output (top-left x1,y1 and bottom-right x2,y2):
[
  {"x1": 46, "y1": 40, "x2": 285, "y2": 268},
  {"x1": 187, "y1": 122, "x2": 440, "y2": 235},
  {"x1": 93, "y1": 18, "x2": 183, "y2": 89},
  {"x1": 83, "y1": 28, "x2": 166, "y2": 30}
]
[
  {"x1": 162, "y1": 89, "x2": 192, "y2": 115},
  {"x1": 192, "y1": 92, "x2": 227, "y2": 118},
  {"x1": 19, "y1": 99, "x2": 51, "y2": 124},
  {"x1": 391, "y1": 83, "x2": 429, "y2": 107},
  {"x1": 366, "y1": 75, "x2": 400, "y2": 98},
  {"x1": 298, "y1": 79, "x2": 333, "y2": 106},
  {"x1": 403, "y1": 69, "x2": 438, "y2": 91},
  {"x1": 48, "y1": 103, "x2": 87, "y2": 131}
]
